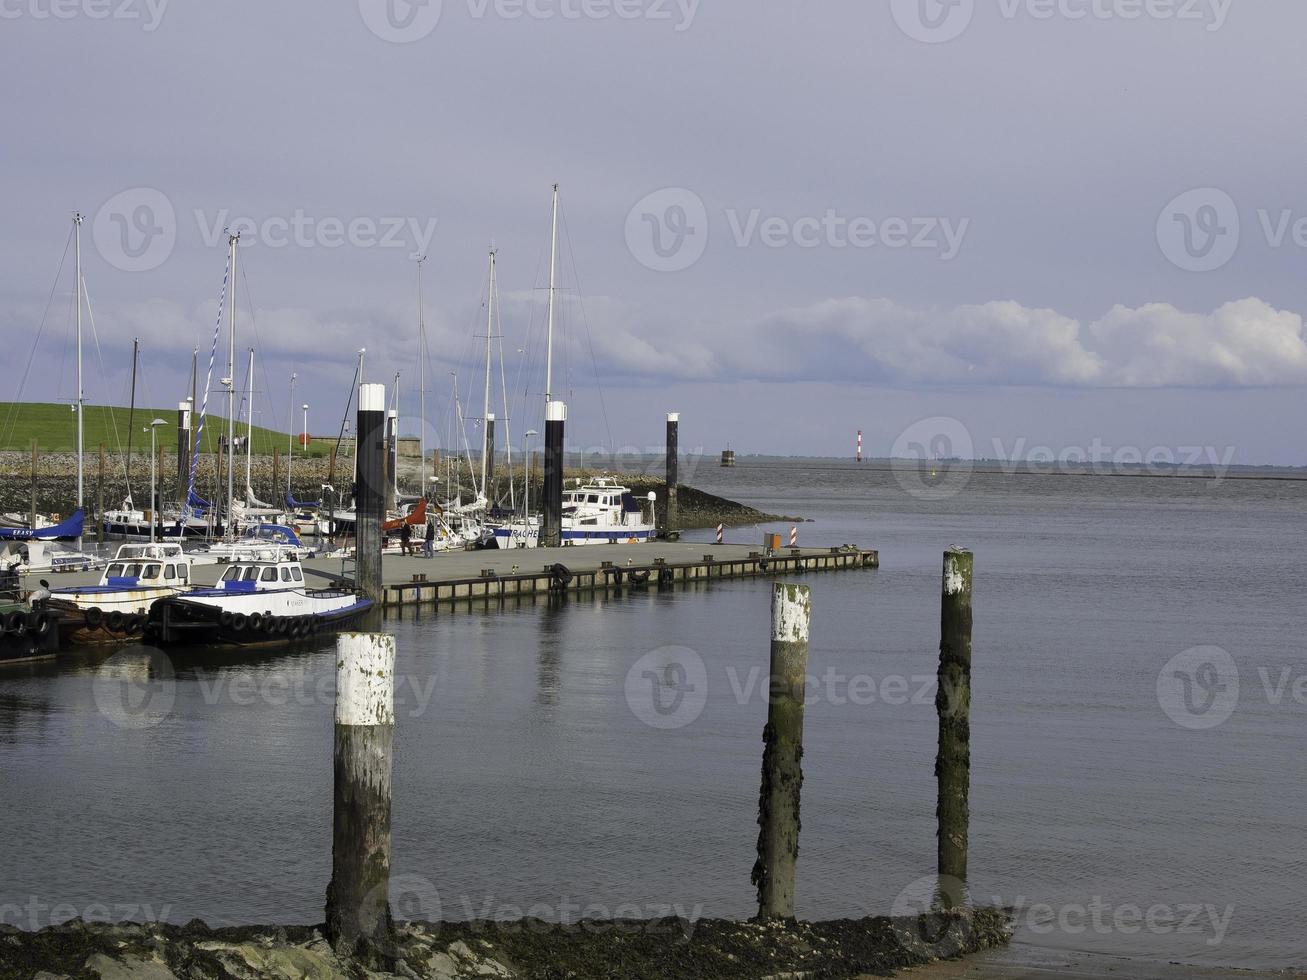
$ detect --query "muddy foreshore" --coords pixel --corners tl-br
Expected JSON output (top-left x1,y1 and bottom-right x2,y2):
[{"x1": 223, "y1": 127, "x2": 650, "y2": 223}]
[
  {"x1": 0, "y1": 453, "x2": 796, "y2": 531},
  {"x1": 0, "y1": 910, "x2": 1011, "y2": 979}
]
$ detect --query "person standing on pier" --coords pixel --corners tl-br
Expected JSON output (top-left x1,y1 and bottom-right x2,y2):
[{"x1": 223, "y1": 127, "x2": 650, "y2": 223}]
[
  {"x1": 399, "y1": 521, "x2": 412, "y2": 557},
  {"x1": 423, "y1": 518, "x2": 435, "y2": 559}
]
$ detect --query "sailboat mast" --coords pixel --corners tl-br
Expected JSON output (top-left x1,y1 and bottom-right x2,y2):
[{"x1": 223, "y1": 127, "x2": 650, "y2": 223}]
[
  {"x1": 545, "y1": 183, "x2": 558, "y2": 404},
  {"x1": 73, "y1": 213, "x2": 84, "y2": 543},
  {"x1": 481, "y1": 247, "x2": 495, "y2": 499},
  {"x1": 226, "y1": 232, "x2": 239, "y2": 526},
  {"x1": 245, "y1": 347, "x2": 255, "y2": 500},
  {"x1": 353, "y1": 348, "x2": 365, "y2": 494},
  {"x1": 417, "y1": 256, "x2": 427, "y2": 498},
  {"x1": 125, "y1": 337, "x2": 138, "y2": 505},
  {"x1": 288, "y1": 372, "x2": 296, "y2": 499}
]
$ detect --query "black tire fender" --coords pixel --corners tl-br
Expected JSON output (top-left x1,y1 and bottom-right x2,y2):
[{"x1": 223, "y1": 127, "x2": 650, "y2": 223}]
[
  {"x1": 28, "y1": 610, "x2": 52, "y2": 638},
  {"x1": 105, "y1": 610, "x2": 125, "y2": 633},
  {"x1": 85, "y1": 606, "x2": 104, "y2": 628},
  {"x1": 231, "y1": 613, "x2": 248, "y2": 633}
]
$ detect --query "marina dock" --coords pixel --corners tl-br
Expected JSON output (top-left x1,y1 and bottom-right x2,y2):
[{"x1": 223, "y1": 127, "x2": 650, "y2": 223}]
[{"x1": 20, "y1": 542, "x2": 879, "y2": 614}]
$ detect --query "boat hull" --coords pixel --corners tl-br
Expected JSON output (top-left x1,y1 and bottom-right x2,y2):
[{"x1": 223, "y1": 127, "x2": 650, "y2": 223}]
[
  {"x1": 0, "y1": 604, "x2": 60, "y2": 665},
  {"x1": 45, "y1": 586, "x2": 185, "y2": 646},
  {"x1": 147, "y1": 591, "x2": 372, "y2": 647}
]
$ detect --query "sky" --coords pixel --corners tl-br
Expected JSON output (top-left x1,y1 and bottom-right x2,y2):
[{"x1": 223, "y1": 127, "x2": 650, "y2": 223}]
[{"x1": 2, "y1": 0, "x2": 1306, "y2": 466}]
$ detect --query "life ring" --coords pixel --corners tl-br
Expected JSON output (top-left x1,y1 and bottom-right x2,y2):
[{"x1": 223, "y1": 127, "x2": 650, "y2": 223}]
[
  {"x1": 28, "y1": 610, "x2": 52, "y2": 638},
  {"x1": 85, "y1": 606, "x2": 104, "y2": 628},
  {"x1": 249, "y1": 612, "x2": 265, "y2": 633},
  {"x1": 231, "y1": 613, "x2": 248, "y2": 633},
  {"x1": 105, "y1": 610, "x2": 125, "y2": 633},
  {"x1": 125, "y1": 613, "x2": 144, "y2": 634}
]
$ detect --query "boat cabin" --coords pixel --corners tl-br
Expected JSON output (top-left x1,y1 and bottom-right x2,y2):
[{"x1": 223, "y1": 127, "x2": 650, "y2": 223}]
[
  {"x1": 219, "y1": 559, "x2": 305, "y2": 592},
  {"x1": 561, "y1": 479, "x2": 652, "y2": 527},
  {"x1": 102, "y1": 543, "x2": 190, "y2": 588}
]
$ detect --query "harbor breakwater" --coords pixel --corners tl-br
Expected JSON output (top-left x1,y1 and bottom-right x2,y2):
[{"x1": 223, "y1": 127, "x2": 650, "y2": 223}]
[
  {"x1": 0, "y1": 453, "x2": 793, "y2": 531},
  {"x1": 0, "y1": 910, "x2": 1012, "y2": 979}
]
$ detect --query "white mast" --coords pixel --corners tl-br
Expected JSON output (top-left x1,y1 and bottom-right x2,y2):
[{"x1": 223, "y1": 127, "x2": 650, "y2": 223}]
[
  {"x1": 416, "y1": 255, "x2": 427, "y2": 498},
  {"x1": 392, "y1": 370, "x2": 400, "y2": 503},
  {"x1": 480, "y1": 246, "x2": 496, "y2": 501},
  {"x1": 545, "y1": 183, "x2": 559, "y2": 404},
  {"x1": 73, "y1": 213, "x2": 84, "y2": 545},
  {"x1": 244, "y1": 346, "x2": 255, "y2": 501},
  {"x1": 287, "y1": 372, "x2": 297, "y2": 499},
  {"x1": 226, "y1": 231, "x2": 239, "y2": 528}
]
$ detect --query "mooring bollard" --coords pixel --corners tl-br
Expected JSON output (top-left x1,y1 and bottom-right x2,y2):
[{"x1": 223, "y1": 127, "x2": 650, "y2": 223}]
[
  {"x1": 752, "y1": 582, "x2": 812, "y2": 920},
  {"x1": 325, "y1": 632, "x2": 396, "y2": 964},
  {"x1": 936, "y1": 548, "x2": 973, "y2": 911}
]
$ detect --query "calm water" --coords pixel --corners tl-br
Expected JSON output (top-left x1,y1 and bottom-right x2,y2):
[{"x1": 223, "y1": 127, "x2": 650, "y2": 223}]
[{"x1": 1, "y1": 461, "x2": 1303, "y2": 970}]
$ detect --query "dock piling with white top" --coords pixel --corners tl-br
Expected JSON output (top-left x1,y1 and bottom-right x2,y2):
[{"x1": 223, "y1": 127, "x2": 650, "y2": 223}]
[
  {"x1": 325, "y1": 632, "x2": 397, "y2": 966},
  {"x1": 936, "y1": 548, "x2": 973, "y2": 911},
  {"x1": 665, "y1": 412, "x2": 679, "y2": 534},
  {"x1": 355, "y1": 383, "x2": 387, "y2": 603},
  {"x1": 752, "y1": 582, "x2": 811, "y2": 920}
]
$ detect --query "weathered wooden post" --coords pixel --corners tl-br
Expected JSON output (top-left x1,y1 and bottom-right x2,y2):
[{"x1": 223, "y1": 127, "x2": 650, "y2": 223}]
[
  {"x1": 325, "y1": 632, "x2": 396, "y2": 965},
  {"x1": 752, "y1": 582, "x2": 811, "y2": 920},
  {"x1": 355, "y1": 383, "x2": 386, "y2": 603},
  {"x1": 665, "y1": 412, "x2": 679, "y2": 534},
  {"x1": 936, "y1": 548, "x2": 973, "y2": 911}
]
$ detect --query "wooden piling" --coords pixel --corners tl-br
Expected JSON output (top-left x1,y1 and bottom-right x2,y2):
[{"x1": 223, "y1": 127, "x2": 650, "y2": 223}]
[
  {"x1": 541, "y1": 400, "x2": 566, "y2": 548},
  {"x1": 936, "y1": 548, "x2": 973, "y2": 911},
  {"x1": 665, "y1": 413, "x2": 679, "y2": 534},
  {"x1": 325, "y1": 632, "x2": 396, "y2": 966},
  {"x1": 752, "y1": 582, "x2": 811, "y2": 920},
  {"x1": 355, "y1": 384, "x2": 387, "y2": 602}
]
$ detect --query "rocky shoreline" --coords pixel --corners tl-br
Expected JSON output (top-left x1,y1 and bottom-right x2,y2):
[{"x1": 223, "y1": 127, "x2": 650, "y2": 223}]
[
  {"x1": 0, "y1": 911, "x2": 1012, "y2": 979},
  {"x1": 0, "y1": 453, "x2": 796, "y2": 532}
]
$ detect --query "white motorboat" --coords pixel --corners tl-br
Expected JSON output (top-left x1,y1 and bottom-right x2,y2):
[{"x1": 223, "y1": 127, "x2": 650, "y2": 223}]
[{"x1": 44, "y1": 542, "x2": 193, "y2": 644}]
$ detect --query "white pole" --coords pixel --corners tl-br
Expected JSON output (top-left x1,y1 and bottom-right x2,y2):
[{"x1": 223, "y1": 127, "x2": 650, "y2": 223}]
[
  {"x1": 148, "y1": 426, "x2": 156, "y2": 544},
  {"x1": 227, "y1": 232, "x2": 239, "y2": 530},
  {"x1": 288, "y1": 373, "x2": 296, "y2": 499},
  {"x1": 545, "y1": 183, "x2": 558, "y2": 405},
  {"x1": 417, "y1": 256, "x2": 427, "y2": 499},
  {"x1": 74, "y1": 212, "x2": 84, "y2": 548},
  {"x1": 481, "y1": 248, "x2": 495, "y2": 501},
  {"x1": 245, "y1": 347, "x2": 255, "y2": 501}
]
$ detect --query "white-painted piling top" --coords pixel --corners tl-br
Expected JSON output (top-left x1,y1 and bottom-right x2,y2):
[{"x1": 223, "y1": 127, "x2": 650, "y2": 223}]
[
  {"x1": 486, "y1": 412, "x2": 495, "y2": 422},
  {"x1": 667, "y1": 412, "x2": 680, "y2": 423},
  {"x1": 771, "y1": 583, "x2": 811, "y2": 642},
  {"x1": 545, "y1": 400, "x2": 567, "y2": 422},
  {"x1": 359, "y1": 383, "x2": 386, "y2": 413},
  {"x1": 336, "y1": 632, "x2": 396, "y2": 726},
  {"x1": 943, "y1": 550, "x2": 972, "y2": 596}
]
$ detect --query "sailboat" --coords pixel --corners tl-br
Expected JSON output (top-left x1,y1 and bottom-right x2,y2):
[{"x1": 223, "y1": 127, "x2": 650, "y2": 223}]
[{"x1": 488, "y1": 186, "x2": 657, "y2": 549}]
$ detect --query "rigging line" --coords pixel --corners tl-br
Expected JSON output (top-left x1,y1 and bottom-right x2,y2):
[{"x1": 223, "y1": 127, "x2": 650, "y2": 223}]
[
  {"x1": 238, "y1": 260, "x2": 280, "y2": 454},
  {"x1": 81, "y1": 282, "x2": 131, "y2": 493},
  {"x1": 2, "y1": 229, "x2": 73, "y2": 449},
  {"x1": 560, "y1": 205, "x2": 615, "y2": 455},
  {"x1": 185, "y1": 251, "x2": 229, "y2": 523}
]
